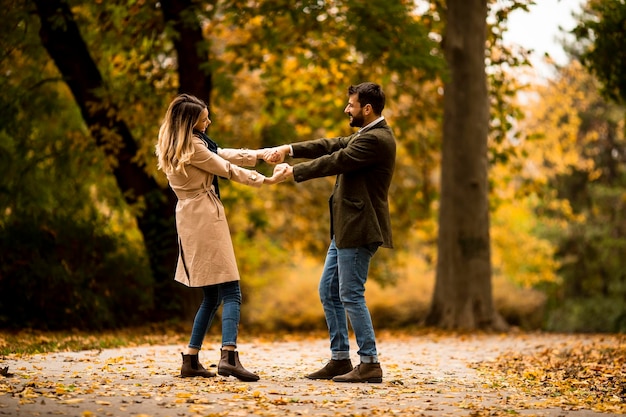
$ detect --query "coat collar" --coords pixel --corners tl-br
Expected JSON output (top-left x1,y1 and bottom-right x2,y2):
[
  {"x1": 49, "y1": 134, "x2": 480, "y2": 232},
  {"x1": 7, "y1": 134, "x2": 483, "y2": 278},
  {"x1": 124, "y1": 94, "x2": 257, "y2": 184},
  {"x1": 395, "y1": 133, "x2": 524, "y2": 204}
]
[{"x1": 357, "y1": 116, "x2": 385, "y2": 135}]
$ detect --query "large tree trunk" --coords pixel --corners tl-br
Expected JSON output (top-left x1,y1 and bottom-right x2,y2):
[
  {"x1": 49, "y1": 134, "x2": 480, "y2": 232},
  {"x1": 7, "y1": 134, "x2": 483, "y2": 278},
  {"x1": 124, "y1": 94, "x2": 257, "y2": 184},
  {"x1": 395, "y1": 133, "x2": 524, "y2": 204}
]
[
  {"x1": 160, "y1": 0, "x2": 215, "y2": 99},
  {"x1": 426, "y1": 0, "x2": 506, "y2": 330}
]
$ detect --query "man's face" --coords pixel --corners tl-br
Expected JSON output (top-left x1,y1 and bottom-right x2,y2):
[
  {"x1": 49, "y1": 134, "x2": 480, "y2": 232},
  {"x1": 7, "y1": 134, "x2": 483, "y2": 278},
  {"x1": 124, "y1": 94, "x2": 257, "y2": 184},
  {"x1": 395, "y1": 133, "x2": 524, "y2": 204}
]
[{"x1": 344, "y1": 94, "x2": 365, "y2": 128}]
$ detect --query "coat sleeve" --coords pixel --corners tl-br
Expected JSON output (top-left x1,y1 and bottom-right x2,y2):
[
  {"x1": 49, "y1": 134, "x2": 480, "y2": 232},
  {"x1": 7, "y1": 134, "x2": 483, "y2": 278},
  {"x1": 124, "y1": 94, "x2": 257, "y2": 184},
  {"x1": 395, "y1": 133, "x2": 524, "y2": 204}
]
[
  {"x1": 190, "y1": 139, "x2": 265, "y2": 187},
  {"x1": 217, "y1": 148, "x2": 258, "y2": 167}
]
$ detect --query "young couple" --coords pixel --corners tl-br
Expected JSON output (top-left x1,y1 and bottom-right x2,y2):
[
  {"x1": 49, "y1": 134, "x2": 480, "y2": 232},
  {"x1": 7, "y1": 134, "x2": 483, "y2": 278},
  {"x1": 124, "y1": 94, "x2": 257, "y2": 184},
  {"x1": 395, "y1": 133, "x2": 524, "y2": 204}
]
[{"x1": 156, "y1": 82, "x2": 396, "y2": 383}]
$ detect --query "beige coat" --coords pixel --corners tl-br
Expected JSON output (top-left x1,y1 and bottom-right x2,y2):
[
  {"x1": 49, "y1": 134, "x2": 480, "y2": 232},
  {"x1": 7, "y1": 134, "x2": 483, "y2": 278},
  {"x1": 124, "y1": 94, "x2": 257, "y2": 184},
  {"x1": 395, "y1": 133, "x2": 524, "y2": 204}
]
[{"x1": 167, "y1": 137, "x2": 264, "y2": 287}]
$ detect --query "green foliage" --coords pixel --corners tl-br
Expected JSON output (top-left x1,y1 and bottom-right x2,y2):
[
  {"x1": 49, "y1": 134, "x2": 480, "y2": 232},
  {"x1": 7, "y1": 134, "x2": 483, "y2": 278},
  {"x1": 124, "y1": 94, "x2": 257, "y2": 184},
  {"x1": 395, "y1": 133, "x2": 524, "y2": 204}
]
[
  {"x1": 544, "y1": 297, "x2": 626, "y2": 333},
  {"x1": 574, "y1": 0, "x2": 626, "y2": 104},
  {"x1": 0, "y1": 214, "x2": 154, "y2": 330},
  {"x1": 520, "y1": 61, "x2": 626, "y2": 333},
  {"x1": 0, "y1": 0, "x2": 107, "y2": 221},
  {"x1": 343, "y1": 0, "x2": 444, "y2": 77},
  {"x1": 0, "y1": 0, "x2": 156, "y2": 330},
  {"x1": 542, "y1": 183, "x2": 626, "y2": 333}
]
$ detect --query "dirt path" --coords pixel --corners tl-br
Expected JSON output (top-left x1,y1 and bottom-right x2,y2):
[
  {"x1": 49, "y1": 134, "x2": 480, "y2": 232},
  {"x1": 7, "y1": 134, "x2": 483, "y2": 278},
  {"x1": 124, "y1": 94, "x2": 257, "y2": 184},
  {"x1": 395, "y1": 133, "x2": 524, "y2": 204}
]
[{"x1": 0, "y1": 332, "x2": 620, "y2": 416}]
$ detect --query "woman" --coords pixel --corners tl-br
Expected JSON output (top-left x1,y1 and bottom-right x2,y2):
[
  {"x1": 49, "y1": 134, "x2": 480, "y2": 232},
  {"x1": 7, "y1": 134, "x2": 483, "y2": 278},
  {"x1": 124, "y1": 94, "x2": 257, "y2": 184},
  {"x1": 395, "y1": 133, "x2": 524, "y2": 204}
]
[{"x1": 156, "y1": 94, "x2": 283, "y2": 381}]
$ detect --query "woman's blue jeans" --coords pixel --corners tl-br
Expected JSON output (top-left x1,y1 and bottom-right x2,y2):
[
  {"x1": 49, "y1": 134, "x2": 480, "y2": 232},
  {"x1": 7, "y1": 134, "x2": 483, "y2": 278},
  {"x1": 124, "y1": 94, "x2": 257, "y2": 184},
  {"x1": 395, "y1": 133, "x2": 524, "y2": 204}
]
[
  {"x1": 319, "y1": 238, "x2": 379, "y2": 363},
  {"x1": 188, "y1": 280, "x2": 241, "y2": 350}
]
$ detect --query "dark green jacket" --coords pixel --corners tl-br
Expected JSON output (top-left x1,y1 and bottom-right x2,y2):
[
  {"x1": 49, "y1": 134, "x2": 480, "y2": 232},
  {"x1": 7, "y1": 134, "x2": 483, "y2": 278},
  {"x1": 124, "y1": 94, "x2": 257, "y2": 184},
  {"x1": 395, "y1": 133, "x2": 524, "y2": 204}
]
[{"x1": 292, "y1": 119, "x2": 396, "y2": 249}]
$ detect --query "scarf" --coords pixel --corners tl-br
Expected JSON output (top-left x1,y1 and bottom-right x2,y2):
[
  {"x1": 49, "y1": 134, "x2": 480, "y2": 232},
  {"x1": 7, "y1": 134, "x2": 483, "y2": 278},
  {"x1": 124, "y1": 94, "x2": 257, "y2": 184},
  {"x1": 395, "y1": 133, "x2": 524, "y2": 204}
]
[{"x1": 193, "y1": 130, "x2": 220, "y2": 199}]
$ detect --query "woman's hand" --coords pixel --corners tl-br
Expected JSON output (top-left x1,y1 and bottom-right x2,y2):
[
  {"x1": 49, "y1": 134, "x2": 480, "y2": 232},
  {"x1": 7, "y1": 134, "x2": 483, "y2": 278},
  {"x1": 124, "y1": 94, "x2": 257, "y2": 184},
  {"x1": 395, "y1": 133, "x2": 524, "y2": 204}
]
[{"x1": 263, "y1": 163, "x2": 293, "y2": 185}]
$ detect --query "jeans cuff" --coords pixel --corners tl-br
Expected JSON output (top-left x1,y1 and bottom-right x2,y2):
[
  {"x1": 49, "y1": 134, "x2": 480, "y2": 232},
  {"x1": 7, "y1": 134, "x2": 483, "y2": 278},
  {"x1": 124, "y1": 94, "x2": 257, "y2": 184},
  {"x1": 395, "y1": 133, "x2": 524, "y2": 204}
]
[
  {"x1": 331, "y1": 351, "x2": 351, "y2": 360},
  {"x1": 360, "y1": 355, "x2": 379, "y2": 364}
]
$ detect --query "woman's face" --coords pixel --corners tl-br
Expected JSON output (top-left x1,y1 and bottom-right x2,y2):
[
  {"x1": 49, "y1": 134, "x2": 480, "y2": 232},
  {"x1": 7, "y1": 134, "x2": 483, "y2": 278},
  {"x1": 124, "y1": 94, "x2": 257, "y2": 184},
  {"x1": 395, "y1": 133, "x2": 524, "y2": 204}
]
[{"x1": 193, "y1": 107, "x2": 211, "y2": 132}]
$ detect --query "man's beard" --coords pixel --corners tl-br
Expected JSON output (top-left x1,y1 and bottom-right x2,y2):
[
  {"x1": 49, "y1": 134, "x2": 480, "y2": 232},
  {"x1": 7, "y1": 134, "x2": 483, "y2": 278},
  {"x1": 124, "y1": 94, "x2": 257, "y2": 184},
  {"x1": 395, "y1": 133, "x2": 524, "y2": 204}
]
[{"x1": 349, "y1": 110, "x2": 365, "y2": 128}]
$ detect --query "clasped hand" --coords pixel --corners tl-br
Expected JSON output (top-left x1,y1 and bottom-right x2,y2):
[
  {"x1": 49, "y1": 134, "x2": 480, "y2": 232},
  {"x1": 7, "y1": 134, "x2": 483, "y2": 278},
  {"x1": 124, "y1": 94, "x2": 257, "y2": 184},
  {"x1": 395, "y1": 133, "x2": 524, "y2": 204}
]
[
  {"x1": 264, "y1": 163, "x2": 292, "y2": 185},
  {"x1": 258, "y1": 145, "x2": 289, "y2": 165},
  {"x1": 259, "y1": 146, "x2": 292, "y2": 185}
]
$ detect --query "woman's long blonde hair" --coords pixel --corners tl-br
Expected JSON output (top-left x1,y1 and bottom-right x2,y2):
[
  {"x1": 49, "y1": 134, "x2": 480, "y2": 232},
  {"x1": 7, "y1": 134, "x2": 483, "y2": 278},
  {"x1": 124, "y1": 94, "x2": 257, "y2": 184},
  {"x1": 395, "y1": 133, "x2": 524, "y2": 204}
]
[{"x1": 156, "y1": 94, "x2": 207, "y2": 176}]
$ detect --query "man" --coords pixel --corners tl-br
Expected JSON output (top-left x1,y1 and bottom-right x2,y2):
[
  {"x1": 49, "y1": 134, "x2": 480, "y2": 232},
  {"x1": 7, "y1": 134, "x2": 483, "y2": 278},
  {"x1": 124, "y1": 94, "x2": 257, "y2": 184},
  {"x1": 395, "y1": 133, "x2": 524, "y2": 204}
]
[{"x1": 270, "y1": 82, "x2": 396, "y2": 383}]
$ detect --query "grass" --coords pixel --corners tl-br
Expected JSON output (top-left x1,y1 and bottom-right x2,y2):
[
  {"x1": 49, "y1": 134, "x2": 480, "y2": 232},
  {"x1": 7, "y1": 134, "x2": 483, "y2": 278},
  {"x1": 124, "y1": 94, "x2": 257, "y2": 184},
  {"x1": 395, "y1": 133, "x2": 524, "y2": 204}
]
[{"x1": 0, "y1": 323, "x2": 188, "y2": 356}]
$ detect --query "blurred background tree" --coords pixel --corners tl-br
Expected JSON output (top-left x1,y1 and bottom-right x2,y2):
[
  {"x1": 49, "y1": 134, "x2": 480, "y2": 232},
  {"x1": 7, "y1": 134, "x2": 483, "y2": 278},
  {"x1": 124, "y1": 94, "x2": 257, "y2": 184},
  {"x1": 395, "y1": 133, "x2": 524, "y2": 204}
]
[
  {"x1": 514, "y1": 60, "x2": 626, "y2": 332},
  {"x1": 527, "y1": 0, "x2": 626, "y2": 332}
]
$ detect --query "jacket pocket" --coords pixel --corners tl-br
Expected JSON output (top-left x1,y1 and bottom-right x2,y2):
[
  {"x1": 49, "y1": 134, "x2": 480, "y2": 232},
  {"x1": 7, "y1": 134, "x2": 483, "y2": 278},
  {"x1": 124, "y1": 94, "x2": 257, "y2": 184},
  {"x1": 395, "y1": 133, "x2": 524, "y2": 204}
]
[{"x1": 343, "y1": 198, "x2": 364, "y2": 210}]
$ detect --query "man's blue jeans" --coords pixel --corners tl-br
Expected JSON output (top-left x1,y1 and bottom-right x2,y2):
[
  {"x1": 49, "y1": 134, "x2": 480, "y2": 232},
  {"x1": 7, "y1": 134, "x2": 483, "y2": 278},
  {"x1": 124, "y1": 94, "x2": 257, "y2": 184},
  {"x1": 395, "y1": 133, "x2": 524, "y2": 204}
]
[
  {"x1": 319, "y1": 238, "x2": 379, "y2": 364},
  {"x1": 188, "y1": 280, "x2": 241, "y2": 350}
]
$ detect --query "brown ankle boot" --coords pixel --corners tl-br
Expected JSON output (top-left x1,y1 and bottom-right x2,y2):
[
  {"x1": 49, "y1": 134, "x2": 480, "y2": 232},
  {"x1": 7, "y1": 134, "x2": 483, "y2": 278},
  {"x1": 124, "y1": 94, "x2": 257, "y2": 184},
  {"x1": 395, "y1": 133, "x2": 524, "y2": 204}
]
[
  {"x1": 305, "y1": 359, "x2": 353, "y2": 380},
  {"x1": 217, "y1": 349, "x2": 259, "y2": 382},
  {"x1": 180, "y1": 353, "x2": 216, "y2": 378},
  {"x1": 332, "y1": 362, "x2": 382, "y2": 383}
]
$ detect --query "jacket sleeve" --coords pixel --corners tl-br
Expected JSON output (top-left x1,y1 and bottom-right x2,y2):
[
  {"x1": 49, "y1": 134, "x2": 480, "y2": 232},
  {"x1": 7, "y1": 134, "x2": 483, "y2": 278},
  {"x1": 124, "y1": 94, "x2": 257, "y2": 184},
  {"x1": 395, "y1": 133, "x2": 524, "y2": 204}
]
[
  {"x1": 190, "y1": 139, "x2": 265, "y2": 187},
  {"x1": 292, "y1": 133, "x2": 380, "y2": 183},
  {"x1": 291, "y1": 136, "x2": 349, "y2": 159}
]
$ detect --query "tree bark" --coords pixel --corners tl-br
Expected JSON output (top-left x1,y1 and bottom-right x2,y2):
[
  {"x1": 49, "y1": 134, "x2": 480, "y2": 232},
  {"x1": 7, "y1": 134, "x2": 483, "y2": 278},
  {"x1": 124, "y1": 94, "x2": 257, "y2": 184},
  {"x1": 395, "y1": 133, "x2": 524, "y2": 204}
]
[
  {"x1": 426, "y1": 0, "x2": 506, "y2": 330},
  {"x1": 160, "y1": 0, "x2": 215, "y2": 100},
  {"x1": 33, "y1": 0, "x2": 180, "y2": 319}
]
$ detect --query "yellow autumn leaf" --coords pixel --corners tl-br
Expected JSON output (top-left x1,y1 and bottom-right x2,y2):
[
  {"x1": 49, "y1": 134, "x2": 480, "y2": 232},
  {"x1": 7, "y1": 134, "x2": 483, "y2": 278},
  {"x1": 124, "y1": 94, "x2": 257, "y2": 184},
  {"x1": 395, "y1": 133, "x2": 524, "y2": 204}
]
[{"x1": 60, "y1": 398, "x2": 84, "y2": 404}]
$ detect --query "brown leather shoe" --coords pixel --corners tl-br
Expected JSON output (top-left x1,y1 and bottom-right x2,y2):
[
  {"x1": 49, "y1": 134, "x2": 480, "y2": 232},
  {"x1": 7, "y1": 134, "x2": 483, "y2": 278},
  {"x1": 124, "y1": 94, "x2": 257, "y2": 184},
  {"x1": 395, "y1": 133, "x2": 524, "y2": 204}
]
[
  {"x1": 218, "y1": 349, "x2": 259, "y2": 382},
  {"x1": 180, "y1": 353, "x2": 216, "y2": 378},
  {"x1": 332, "y1": 362, "x2": 382, "y2": 383},
  {"x1": 305, "y1": 359, "x2": 353, "y2": 380}
]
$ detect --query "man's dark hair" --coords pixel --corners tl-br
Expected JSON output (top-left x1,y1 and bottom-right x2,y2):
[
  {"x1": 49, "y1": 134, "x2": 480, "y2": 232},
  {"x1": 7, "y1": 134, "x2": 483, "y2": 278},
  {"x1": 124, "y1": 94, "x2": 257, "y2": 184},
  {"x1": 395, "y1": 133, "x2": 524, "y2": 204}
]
[{"x1": 348, "y1": 82, "x2": 385, "y2": 115}]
